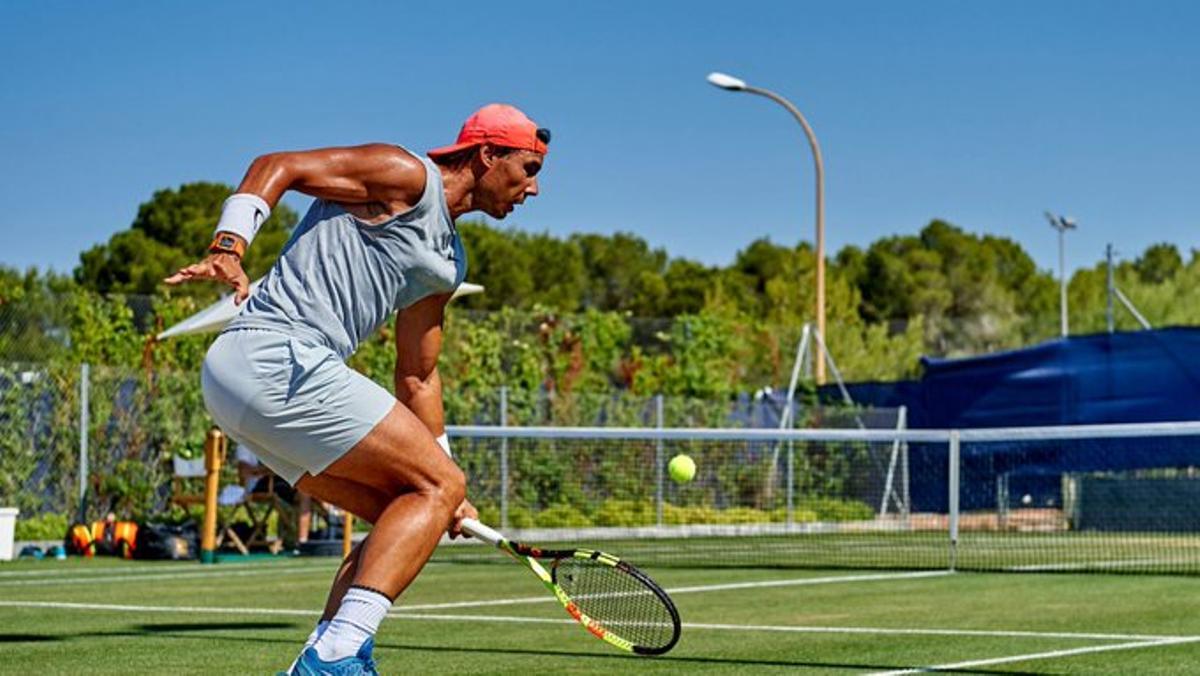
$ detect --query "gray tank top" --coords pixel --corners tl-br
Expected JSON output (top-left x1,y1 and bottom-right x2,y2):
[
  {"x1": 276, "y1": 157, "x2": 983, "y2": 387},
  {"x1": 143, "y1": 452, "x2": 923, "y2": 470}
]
[{"x1": 225, "y1": 152, "x2": 467, "y2": 359}]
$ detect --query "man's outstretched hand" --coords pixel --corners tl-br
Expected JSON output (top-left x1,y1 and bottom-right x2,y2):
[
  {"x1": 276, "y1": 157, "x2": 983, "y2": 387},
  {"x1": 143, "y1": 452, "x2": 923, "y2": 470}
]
[{"x1": 164, "y1": 253, "x2": 251, "y2": 304}]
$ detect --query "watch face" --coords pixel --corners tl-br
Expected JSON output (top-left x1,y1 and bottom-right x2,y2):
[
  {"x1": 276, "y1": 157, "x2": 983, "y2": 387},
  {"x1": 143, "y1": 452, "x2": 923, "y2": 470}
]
[{"x1": 218, "y1": 235, "x2": 236, "y2": 248}]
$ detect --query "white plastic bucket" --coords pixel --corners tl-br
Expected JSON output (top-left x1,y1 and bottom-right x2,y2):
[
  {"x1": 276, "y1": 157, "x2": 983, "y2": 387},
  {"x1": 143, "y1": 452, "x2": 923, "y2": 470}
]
[{"x1": 0, "y1": 508, "x2": 18, "y2": 561}]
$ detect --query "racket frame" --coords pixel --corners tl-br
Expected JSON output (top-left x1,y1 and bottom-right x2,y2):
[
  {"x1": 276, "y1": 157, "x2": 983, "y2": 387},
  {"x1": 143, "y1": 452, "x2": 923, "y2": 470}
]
[{"x1": 460, "y1": 517, "x2": 681, "y2": 655}]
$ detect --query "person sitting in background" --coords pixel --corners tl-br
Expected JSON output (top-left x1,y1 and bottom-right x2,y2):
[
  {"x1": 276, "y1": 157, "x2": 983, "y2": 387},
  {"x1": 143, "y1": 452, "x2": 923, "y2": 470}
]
[{"x1": 231, "y1": 443, "x2": 314, "y2": 549}]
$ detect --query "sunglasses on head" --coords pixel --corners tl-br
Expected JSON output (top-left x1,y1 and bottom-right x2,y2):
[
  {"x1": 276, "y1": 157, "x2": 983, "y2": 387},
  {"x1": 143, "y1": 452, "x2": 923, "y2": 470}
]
[{"x1": 536, "y1": 128, "x2": 551, "y2": 145}]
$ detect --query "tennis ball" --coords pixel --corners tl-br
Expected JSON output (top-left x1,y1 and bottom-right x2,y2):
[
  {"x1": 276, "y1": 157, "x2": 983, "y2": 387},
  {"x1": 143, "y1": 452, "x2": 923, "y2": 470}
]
[{"x1": 668, "y1": 454, "x2": 696, "y2": 483}]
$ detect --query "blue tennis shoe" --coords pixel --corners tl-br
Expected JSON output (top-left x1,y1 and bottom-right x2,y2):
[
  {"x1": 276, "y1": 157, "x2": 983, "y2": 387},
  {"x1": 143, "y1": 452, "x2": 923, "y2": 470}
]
[{"x1": 290, "y1": 638, "x2": 378, "y2": 676}]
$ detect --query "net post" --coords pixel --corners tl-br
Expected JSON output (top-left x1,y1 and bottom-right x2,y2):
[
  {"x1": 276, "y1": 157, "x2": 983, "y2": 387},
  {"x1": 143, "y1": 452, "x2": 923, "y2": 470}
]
[
  {"x1": 948, "y1": 430, "x2": 960, "y2": 572},
  {"x1": 499, "y1": 386, "x2": 509, "y2": 530},
  {"x1": 201, "y1": 426, "x2": 226, "y2": 564},
  {"x1": 78, "y1": 363, "x2": 89, "y2": 510},
  {"x1": 786, "y1": 442, "x2": 795, "y2": 525},
  {"x1": 655, "y1": 394, "x2": 664, "y2": 528},
  {"x1": 900, "y1": 406, "x2": 911, "y2": 523}
]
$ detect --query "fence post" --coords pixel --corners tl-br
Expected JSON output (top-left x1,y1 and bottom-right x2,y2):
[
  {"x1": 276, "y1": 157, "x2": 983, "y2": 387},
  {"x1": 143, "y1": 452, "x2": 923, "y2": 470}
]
[
  {"x1": 655, "y1": 394, "x2": 664, "y2": 527},
  {"x1": 79, "y1": 363, "x2": 90, "y2": 510},
  {"x1": 201, "y1": 427, "x2": 226, "y2": 564},
  {"x1": 500, "y1": 386, "x2": 509, "y2": 530},
  {"x1": 786, "y1": 443, "x2": 795, "y2": 525},
  {"x1": 948, "y1": 430, "x2": 960, "y2": 572}
]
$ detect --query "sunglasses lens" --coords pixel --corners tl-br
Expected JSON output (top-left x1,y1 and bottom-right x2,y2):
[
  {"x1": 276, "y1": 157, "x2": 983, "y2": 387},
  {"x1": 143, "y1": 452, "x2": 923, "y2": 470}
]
[{"x1": 536, "y1": 128, "x2": 552, "y2": 144}]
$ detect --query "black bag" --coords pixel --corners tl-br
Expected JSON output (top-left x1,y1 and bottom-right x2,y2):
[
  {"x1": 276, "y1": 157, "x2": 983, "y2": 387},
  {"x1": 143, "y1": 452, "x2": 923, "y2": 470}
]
[{"x1": 134, "y1": 522, "x2": 199, "y2": 560}]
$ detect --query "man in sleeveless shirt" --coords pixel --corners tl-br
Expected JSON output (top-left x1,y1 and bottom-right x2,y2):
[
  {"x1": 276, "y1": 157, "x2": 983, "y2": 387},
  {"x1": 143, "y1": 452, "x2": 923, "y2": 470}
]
[{"x1": 166, "y1": 104, "x2": 548, "y2": 674}]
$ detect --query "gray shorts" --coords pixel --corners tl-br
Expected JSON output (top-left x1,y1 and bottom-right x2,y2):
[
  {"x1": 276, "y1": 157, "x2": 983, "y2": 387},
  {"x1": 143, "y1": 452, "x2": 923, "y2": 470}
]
[{"x1": 201, "y1": 329, "x2": 395, "y2": 485}]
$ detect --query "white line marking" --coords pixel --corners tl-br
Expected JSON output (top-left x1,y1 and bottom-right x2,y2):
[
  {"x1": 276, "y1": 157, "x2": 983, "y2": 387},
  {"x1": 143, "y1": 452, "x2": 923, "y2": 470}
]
[
  {"x1": 349, "y1": 614, "x2": 1200, "y2": 644},
  {"x1": 0, "y1": 559, "x2": 336, "y2": 578},
  {"x1": 681, "y1": 622, "x2": 1187, "y2": 642},
  {"x1": 0, "y1": 600, "x2": 318, "y2": 617},
  {"x1": 1007, "y1": 557, "x2": 1198, "y2": 572},
  {"x1": 395, "y1": 571, "x2": 951, "y2": 611},
  {"x1": 666, "y1": 570, "x2": 951, "y2": 594},
  {"x1": 866, "y1": 637, "x2": 1200, "y2": 675},
  {"x1": 3, "y1": 600, "x2": 1195, "y2": 645},
  {"x1": 0, "y1": 562, "x2": 338, "y2": 587}
]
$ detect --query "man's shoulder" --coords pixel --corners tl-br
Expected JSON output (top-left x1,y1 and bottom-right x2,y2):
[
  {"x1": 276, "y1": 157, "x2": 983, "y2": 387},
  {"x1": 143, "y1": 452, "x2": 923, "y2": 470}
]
[{"x1": 350, "y1": 143, "x2": 429, "y2": 206}]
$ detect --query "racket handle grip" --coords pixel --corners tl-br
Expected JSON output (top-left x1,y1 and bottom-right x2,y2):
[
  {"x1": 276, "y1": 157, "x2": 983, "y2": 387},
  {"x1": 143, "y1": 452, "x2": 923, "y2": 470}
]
[{"x1": 459, "y1": 517, "x2": 505, "y2": 547}]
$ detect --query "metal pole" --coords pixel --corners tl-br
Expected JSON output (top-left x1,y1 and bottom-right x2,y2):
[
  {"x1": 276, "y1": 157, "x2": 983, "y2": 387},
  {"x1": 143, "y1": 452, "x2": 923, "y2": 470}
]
[
  {"x1": 79, "y1": 363, "x2": 89, "y2": 508},
  {"x1": 742, "y1": 85, "x2": 826, "y2": 384},
  {"x1": 899, "y1": 406, "x2": 911, "y2": 523},
  {"x1": 948, "y1": 431, "x2": 960, "y2": 572},
  {"x1": 1106, "y1": 244, "x2": 1115, "y2": 333},
  {"x1": 1059, "y1": 227, "x2": 1068, "y2": 337},
  {"x1": 655, "y1": 394, "x2": 664, "y2": 527},
  {"x1": 1114, "y1": 287, "x2": 1153, "y2": 330},
  {"x1": 786, "y1": 440, "x2": 795, "y2": 525},
  {"x1": 500, "y1": 386, "x2": 509, "y2": 530},
  {"x1": 1046, "y1": 212, "x2": 1076, "y2": 338}
]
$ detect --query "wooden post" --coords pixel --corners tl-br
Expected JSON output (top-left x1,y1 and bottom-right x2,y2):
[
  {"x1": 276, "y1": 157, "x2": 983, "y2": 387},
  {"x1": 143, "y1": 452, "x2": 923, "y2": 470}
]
[
  {"x1": 201, "y1": 427, "x2": 226, "y2": 564},
  {"x1": 342, "y1": 513, "x2": 354, "y2": 559}
]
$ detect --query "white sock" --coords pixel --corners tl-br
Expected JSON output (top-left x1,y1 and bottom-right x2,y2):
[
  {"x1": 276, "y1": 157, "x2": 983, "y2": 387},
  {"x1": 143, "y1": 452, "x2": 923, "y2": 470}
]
[
  {"x1": 306, "y1": 620, "x2": 330, "y2": 650},
  {"x1": 314, "y1": 587, "x2": 391, "y2": 662}
]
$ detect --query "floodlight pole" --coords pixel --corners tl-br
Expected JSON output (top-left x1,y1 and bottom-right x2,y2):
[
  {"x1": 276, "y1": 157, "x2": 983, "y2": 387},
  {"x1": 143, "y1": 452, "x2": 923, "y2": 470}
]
[
  {"x1": 708, "y1": 72, "x2": 827, "y2": 383},
  {"x1": 1045, "y1": 212, "x2": 1077, "y2": 338}
]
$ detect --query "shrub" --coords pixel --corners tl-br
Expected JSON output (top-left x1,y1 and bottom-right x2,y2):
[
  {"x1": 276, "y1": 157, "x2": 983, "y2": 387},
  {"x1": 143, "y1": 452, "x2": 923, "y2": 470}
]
[
  {"x1": 532, "y1": 503, "x2": 593, "y2": 528},
  {"x1": 14, "y1": 512, "x2": 68, "y2": 541},
  {"x1": 593, "y1": 499, "x2": 655, "y2": 527},
  {"x1": 800, "y1": 497, "x2": 874, "y2": 521}
]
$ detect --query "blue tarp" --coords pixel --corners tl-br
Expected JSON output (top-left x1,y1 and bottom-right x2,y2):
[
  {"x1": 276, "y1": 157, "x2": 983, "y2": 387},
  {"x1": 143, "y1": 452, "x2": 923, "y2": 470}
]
[
  {"x1": 822, "y1": 327, "x2": 1200, "y2": 512},
  {"x1": 830, "y1": 327, "x2": 1200, "y2": 429}
]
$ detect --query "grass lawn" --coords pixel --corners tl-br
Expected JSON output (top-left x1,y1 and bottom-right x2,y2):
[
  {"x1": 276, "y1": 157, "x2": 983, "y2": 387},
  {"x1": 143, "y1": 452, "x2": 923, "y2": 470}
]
[{"x1": 2, "y1": 554, "x2": 1200, "y2": 674}]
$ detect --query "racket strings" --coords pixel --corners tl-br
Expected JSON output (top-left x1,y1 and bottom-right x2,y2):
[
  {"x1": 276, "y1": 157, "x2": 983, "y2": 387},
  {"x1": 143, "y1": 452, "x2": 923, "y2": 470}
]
[{"x1": 553, "y1": 558, "x2": 677, "y2": 649}]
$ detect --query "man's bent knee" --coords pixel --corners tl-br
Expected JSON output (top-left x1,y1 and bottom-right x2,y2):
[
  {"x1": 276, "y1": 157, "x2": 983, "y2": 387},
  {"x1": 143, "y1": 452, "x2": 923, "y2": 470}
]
[
  {"x1": 443, "y1": 466, "x2": 468, "y2": 509},
  {"x1": 426, "y1": 465, "x2": 466, "y2": 515}
]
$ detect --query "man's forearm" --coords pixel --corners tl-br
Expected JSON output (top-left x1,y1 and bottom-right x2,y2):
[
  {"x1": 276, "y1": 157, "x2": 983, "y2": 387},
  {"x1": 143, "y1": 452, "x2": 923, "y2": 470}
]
[{"x1": 395, "y1": 368, "x2": 446, "y2": 437}]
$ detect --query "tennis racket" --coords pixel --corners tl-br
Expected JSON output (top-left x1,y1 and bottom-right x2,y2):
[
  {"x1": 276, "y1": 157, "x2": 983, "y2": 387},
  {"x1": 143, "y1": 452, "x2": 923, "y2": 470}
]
[{"x1": 459, "y1": 518, "x2": 681, "y2": 655}]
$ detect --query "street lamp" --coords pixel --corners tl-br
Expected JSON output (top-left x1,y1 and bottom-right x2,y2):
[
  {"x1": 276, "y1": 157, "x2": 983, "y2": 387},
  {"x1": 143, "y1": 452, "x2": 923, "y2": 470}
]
[
  {"x1": 1044, "y1": 211, "x2": 1077, "y2": 338},
  {"x1": 707, "y1": 72, "x2": 827, "y2": 383}
]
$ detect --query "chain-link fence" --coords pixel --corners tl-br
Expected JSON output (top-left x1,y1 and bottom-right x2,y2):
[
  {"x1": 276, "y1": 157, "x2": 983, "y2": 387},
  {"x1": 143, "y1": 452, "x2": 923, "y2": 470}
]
[{"x1": 0, "y1": 354, "x2": 901, "y2": 524}]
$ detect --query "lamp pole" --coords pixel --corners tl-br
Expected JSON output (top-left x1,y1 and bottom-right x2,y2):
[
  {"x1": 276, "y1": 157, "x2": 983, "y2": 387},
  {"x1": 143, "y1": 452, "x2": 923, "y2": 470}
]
[
  {"x1": 1044, "y1": 212, "x2": 1077, "y2": 338},
  {"x1": 708, "y1": 72, "x2": 826, "y2": 383}
]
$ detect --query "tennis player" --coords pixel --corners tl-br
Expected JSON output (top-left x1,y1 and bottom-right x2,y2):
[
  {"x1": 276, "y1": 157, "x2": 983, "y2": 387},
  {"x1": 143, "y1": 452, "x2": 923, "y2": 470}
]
[{"x1": 165, "y1": 104, "x2": 548, "y2": 674}]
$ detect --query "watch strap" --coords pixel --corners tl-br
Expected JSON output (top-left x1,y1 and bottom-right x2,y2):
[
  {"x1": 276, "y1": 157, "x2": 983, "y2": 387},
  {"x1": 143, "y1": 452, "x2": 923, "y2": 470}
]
[{"x1": 208, "y1": 232, "x2": 247, "y2": 258}]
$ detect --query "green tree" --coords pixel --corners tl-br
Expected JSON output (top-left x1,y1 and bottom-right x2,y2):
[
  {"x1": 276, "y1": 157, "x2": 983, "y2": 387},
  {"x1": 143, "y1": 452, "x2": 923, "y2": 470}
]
[
  {"x1": 75, "y1": 182, "x2": 297, "y2": 296},
  {"x1": 572, "y1": 232, "x2": 669, "y2": 313},
  {"x1": 1134, "y1": 243, "x2": 1183, "y2": 284},
  {"x1": 854, "y1": 220, "x2": 1058, "y2": 356}
]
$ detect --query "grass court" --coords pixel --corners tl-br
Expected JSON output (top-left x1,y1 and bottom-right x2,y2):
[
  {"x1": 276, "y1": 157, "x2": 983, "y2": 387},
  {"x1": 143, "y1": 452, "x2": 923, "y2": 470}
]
[{"x1": 3, "y1": 552, "x2": 1199, "y2": 674}]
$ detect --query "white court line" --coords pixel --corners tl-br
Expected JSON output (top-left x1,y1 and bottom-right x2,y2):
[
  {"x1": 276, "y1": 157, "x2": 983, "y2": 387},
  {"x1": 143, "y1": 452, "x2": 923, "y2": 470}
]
[
  {"x1": 0, "y1": 559, "x2": 336, "y2": 579},
  {"x1": 0, "y1": 600, "x2": 318, "y2": 617},
  {"x1": 0, "y1": 562, "x2": 339, "y2": 587},
  {"x1": 395, "y1": 571, "x2": 951, "y2": 611},
  {"x1": 1007, "y1": 558, "x2": 1198, "y2": 572},
  {"x1": 866, "y1": 637, "x2": 1200, "y2": 675},
  {"x1": 665, "y1": 570, "x2": 951, "y2": 594},
  {"x1": 2, "y1": 600, "x2": 1193, "y2": 645}
]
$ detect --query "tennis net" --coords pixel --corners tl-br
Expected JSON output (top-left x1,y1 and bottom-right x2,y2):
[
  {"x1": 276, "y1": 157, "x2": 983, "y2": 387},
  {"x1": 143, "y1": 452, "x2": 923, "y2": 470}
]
[{"x1": 438, "y1": 422, "x2": 1200, "y2": 574}]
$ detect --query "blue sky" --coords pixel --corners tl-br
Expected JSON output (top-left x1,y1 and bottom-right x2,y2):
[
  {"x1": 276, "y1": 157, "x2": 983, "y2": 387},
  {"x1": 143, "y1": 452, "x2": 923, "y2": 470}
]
[{"x1": 2, "y1": 1, "x2": 1197, "y2": 278}]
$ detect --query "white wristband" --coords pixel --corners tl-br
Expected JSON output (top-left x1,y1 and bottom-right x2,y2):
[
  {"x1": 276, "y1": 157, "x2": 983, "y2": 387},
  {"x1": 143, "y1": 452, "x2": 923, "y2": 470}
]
[
  {"x1": 435, "y1": 433, "x2": 452, "y2": 458},
  {"x1": 214, "y1": 193, "x2": 271, "y2": 245}
]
